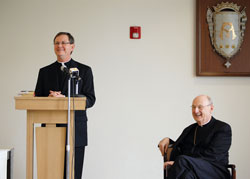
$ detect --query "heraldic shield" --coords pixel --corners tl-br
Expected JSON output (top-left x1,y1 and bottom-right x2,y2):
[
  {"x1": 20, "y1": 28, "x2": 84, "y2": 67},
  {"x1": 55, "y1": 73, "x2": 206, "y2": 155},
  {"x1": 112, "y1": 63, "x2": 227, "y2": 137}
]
[{"x1": 207, "y1": 2, "x2": 247, "y2": 68}]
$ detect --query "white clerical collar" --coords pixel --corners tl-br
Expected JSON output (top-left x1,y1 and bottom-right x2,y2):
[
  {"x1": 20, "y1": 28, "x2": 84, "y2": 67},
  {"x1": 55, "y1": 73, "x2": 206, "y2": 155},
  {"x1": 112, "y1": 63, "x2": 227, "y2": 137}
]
[
  {"x1": 60, "y1": 62, "x2": 66, "y2": 68},
  {"x1": 57, "y1": 59, "x2": 71, "y2": 67}
]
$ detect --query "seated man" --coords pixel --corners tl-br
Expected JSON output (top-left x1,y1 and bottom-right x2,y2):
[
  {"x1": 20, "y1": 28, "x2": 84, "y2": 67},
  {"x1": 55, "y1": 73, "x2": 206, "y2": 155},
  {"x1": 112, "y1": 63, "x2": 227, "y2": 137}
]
[{"x1": 158, "y1": 95, "x2": 232, "y2": 179}]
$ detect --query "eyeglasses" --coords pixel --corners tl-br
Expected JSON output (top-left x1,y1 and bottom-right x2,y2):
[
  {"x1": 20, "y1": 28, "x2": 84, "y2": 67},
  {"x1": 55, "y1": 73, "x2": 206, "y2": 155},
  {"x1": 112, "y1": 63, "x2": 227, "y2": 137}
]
[
  {"x1": 54, "y1": 41, "x2": 71, "y2": 46},
  {"x1": 191, "y1": 104, "x2": 211, "y2": 110}
]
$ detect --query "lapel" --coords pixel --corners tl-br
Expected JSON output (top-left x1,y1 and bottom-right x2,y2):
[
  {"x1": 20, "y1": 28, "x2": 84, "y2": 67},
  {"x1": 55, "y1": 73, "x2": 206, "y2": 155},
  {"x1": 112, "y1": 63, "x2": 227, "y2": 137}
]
[
  {"x1": 175, "y1": 124, "x2": 196, "y2": 146},
  {"x1": 49, "y1": 62, "x2": 62, "y2": 92},
  {"x1": 170, "y1": 124, "x2": 196, "y2": 160},
  {"x1": 61, "y1": 74, "x2": 70, "y2": 95}
]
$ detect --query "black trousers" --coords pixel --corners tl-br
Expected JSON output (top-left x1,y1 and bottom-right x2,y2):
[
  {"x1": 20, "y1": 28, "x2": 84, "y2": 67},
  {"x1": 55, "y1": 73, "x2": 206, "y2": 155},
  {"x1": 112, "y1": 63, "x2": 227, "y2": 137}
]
[
  {"x1": 75, "y1": 146, "x2": 85, "y2": 179},
  {"x1": 64, "y1": 146, "x2": 85, "y2": 179},
  {"x1": 167, "y1": 155, "x2": 230, "y2": 179}
]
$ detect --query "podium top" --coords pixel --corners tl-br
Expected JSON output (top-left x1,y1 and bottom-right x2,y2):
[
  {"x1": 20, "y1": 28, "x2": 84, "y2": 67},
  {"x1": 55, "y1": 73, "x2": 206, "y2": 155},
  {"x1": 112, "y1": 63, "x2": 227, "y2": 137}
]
[{"x1": 15, "y1": 96, "x2": 86, "y2": 110}]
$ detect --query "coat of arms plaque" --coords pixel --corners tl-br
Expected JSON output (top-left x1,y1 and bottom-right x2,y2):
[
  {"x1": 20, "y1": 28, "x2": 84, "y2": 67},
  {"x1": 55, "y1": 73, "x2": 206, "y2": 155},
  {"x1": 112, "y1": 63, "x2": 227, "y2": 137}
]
[{"x1": 207, "y1": 2, "x2": 247, "y2": 68}]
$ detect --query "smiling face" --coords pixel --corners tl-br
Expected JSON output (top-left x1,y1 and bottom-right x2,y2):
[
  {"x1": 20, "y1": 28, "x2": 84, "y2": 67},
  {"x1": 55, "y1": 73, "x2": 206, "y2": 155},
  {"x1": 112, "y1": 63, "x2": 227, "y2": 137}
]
[
  {"x1": 54, "y1": 34, "x2": 75, "y2": 62},
  {"x1": 192, "y1": 95, "x2": 214, "y2": 126}
]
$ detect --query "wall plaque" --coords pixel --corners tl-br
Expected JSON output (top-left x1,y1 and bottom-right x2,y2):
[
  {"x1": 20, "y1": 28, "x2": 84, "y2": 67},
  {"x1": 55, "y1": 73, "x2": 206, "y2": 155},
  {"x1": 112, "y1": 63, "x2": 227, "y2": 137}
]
[{"x1": 196, "y1": 0, "x2": 250, "y2": 76}]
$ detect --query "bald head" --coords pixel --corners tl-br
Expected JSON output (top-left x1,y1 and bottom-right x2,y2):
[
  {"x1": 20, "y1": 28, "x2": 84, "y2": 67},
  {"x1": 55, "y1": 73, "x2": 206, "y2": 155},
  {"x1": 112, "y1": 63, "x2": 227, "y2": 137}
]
[{"x1": 193, "y1": 95, "x2": 213, "y2": 104}]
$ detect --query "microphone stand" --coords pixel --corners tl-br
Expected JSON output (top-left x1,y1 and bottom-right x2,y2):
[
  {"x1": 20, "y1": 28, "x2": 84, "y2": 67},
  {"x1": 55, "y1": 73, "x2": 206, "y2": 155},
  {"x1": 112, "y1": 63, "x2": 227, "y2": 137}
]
[
  {"x1": 66, "y1": 76, "x2": 71, "y2": 179},
  {"x1": 65, "y1": 74, "x2": 82, "y2": 179},
  {"x1": 74, "y1": 76, "x2": 85, "y2": 97},
  {"x1": 61, "y1": 65, "x2": 82, "y2": 179}
]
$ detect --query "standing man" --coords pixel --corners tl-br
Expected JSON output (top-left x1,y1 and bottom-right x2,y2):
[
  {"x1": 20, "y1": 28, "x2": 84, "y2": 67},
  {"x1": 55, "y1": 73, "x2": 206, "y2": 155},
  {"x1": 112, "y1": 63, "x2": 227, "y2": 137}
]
[
  {"x1": 35, "y1": 32, "x2": 96, "y2": 179},
  {"x1": 158, "y1": 95, "x2": 232, "y2": 179}
]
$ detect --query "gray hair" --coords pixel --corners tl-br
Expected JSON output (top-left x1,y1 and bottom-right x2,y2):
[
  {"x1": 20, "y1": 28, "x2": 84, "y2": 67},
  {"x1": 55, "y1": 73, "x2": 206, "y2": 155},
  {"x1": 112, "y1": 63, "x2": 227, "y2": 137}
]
[{"x1": 206, "y1": 95, "x2": 213, "y2": 105}]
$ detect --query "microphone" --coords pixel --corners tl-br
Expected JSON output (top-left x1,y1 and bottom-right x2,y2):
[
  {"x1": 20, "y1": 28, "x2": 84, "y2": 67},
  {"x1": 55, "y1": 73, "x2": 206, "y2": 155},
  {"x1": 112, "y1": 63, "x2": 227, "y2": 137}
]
[
  {"x1": 60, "y1": 65, "x2": 81, "y2": 80},
  {"x1": 61, "y1": 65, "x2": 70, "y2": 74}
]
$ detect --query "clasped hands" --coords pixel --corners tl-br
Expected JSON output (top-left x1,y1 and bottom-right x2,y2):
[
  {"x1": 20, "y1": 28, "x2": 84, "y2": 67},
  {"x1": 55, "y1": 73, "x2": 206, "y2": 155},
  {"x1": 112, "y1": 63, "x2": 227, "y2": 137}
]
[
  {"x1": 158, "y1": 137, "x2": 174, "y2": 169},
  {"x1": 49, "y1": 90, "x2": 65, "y2": 97}
]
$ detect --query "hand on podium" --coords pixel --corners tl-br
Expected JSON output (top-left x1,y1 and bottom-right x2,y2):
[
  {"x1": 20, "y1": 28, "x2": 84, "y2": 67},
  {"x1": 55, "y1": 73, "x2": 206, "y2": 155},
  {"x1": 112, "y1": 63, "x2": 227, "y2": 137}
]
[{"x1": 49, "y1": 90, "x2": 65, "y2": 97}]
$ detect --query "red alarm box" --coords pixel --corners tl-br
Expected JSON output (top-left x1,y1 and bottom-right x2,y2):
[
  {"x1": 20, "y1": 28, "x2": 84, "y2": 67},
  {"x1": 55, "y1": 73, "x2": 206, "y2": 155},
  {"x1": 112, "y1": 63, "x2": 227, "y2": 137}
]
[{"x1": 130, "y1": 26, "x2": 141, "y2": 39}]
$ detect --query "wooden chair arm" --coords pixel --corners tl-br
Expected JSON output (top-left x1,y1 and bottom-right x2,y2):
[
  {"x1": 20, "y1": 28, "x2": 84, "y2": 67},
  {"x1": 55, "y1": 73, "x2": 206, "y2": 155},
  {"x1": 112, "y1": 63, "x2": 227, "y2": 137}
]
[
  {"x1": 227, "y1": 164, "x2": 236, "y2": 179},
  {"x1": 164, "y1": 146, "x2": 173, "y2": 162},
  {"x1": 163, "y1": 146, "x2": 173, "y2": 179}
]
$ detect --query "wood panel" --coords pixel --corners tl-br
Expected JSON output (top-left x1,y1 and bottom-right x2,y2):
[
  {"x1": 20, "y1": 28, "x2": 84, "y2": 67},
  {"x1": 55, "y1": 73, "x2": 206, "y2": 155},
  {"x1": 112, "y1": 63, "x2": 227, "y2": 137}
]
[
  {"x1": 15, "y1": 96, "x2": 86, "y2": 110},
  {"x1": 196, "y1": 0, "x2": 250, "y2": 76},
  {"x1": 36, "y1": 127, "x2": 66, "y2": 179}
]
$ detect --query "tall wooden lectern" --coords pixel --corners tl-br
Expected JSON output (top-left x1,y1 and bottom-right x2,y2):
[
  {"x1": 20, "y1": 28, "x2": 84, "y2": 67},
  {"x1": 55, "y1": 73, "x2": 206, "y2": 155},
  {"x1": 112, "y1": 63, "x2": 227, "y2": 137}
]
[{"x1": 15, "y1": 95, "x2": 86, "y2": 179}]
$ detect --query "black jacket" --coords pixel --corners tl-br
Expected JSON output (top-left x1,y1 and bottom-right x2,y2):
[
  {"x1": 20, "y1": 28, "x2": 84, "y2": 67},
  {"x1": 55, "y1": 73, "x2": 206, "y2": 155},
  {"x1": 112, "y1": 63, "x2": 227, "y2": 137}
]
[
  {"x1": 169, "y1": 117, "x2": 232, "y2": 166},
  {"x1": 35, "y1": 59, "x2": 96, "y2": 146}
]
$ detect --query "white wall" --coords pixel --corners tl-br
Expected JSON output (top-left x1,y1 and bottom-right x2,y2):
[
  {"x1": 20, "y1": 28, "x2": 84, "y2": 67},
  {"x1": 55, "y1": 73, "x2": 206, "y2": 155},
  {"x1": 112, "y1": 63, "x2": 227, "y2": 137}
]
[{"x1": 1, "y1": 0, "x2": 250, "y2": 178}]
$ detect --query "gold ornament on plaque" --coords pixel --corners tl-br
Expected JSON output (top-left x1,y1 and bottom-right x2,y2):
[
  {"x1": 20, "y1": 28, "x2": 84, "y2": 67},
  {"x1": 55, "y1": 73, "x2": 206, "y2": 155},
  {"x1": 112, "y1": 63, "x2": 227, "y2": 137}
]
[{"x1": 207, "y1": 2, "x2": 247, "y2": 68}]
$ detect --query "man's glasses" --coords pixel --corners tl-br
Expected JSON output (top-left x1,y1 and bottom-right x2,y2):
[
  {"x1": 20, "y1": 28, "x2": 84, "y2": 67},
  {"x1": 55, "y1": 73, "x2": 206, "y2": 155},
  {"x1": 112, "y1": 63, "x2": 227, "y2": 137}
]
[
  {"x1": 54, "y1": 41, "x2": 71, "y2": 46},
  {"x1": 191, "y1": 104, "x2": 211, "y2": 110}
]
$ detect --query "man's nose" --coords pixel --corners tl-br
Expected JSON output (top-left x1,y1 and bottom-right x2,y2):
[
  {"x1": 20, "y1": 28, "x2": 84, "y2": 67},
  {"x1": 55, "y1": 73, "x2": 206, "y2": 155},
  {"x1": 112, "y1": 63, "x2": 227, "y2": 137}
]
[{"x1": 193, "y1": 107, "x2": 199, "y2": 113}]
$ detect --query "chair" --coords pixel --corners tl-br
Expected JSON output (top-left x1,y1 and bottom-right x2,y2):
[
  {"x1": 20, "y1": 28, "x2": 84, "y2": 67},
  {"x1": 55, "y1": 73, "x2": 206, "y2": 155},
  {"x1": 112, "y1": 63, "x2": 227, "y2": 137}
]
[
  {"x1": 163, "y1": 147, "x2": 236, "y2": 179},
  {"x1": 228, "y1": 164, "x2": 236, "y2": 179}
]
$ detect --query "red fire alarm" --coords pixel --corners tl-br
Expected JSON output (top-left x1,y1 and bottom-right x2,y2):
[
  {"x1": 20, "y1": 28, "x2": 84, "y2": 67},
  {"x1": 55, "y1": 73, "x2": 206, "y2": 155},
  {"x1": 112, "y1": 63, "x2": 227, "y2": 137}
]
[{"x1": 130, "y1": 26, "x2": 141, "y2": 39}]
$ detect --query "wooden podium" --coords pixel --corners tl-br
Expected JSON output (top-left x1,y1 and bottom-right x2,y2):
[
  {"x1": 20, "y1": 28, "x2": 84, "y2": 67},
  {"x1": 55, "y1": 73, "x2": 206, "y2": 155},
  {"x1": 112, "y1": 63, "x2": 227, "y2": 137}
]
[{"x1": 15, "y1": 95, "x2": 86, "y2": 179}]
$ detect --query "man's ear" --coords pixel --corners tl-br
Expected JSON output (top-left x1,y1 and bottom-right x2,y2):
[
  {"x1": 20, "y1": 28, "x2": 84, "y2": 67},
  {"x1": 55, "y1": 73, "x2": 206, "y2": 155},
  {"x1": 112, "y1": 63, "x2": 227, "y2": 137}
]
[
  {"x1": 210, "y1": 104, "x2": 214, "y2": 112},
  {"x1": 70, "y1": 44, "x2": 75, "y2": 54}
]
